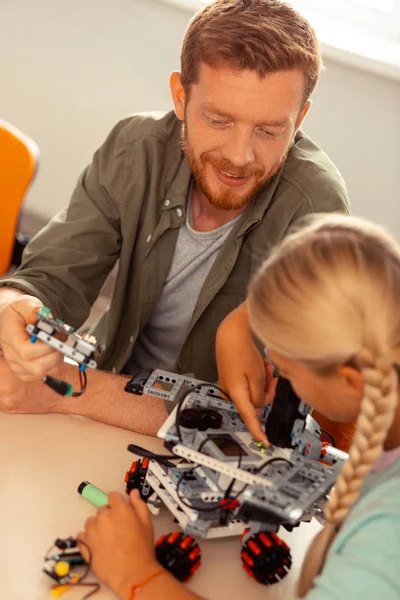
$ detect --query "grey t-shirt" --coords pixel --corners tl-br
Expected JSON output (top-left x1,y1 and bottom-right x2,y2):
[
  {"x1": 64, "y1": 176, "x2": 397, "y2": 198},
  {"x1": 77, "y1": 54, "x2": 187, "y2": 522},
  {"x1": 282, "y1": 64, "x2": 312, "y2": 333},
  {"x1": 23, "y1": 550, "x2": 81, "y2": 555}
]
[{"x1": 128, "y1": 195, "x2": 240, "y2": 372}]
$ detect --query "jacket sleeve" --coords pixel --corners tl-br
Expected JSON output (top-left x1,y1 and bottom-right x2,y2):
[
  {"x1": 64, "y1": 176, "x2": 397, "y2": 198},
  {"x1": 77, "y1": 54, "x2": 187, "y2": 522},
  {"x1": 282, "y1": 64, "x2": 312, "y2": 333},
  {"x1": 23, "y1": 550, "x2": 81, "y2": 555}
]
[
  {"x1": 284, "y1": 177, "x2": 350, "y2": 236},
  {"x1": 0, "y1": 121, "x2": 128, "y2": 328}
]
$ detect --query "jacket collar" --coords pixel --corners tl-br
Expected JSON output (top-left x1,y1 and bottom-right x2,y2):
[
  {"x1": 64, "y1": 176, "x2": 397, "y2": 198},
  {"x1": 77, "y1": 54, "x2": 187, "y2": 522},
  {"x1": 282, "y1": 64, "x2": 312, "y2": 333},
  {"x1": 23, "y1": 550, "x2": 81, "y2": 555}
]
[{"x1": 163, "y1": 153, "x2": 285, "y2": 237}]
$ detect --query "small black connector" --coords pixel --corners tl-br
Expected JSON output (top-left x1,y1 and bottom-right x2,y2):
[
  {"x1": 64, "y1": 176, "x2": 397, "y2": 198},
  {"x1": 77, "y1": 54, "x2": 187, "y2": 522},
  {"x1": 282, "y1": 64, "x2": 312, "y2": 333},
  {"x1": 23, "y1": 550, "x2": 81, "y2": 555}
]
[
  {"x1": 43, "y1": 376, "x2": 73, "y2": 396},
  {"x1": 54, "y1": 537, "x2": 77, "y2": 550}
]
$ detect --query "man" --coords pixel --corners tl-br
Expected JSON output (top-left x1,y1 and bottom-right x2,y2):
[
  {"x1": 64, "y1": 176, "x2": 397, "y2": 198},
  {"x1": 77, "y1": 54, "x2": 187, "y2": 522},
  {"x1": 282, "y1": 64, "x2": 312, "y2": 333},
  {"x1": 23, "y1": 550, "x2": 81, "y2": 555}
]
[{"x1": 0, "y1": 0, "x2": 348, "y2": 435}]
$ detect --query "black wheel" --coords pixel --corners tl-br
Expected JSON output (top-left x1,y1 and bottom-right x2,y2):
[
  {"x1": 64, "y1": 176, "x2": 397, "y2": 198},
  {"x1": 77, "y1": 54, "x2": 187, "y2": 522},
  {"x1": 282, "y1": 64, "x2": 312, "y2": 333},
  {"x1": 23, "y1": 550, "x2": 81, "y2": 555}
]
[
  {"x1": 155, "y1": 531, "x2": 201, "y2": 582},
  {"x1": 241, "y1": 531, "x2": 292, "y2": 584}
]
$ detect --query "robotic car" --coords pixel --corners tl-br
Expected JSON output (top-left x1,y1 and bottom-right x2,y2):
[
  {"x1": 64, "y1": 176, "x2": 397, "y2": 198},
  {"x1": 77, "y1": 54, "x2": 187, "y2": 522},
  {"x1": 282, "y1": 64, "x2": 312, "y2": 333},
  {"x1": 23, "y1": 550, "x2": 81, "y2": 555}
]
[{"x1": 123, "y1": 369, "x2": 348, "y2": 584}]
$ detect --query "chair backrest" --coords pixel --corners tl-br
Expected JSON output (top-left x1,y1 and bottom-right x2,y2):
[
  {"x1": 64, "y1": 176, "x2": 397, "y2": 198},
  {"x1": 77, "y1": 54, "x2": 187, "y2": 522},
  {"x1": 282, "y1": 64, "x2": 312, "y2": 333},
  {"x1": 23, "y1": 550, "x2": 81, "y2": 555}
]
[{"x1": 0, "y1": 120, "x2": 39, "y2": 275}]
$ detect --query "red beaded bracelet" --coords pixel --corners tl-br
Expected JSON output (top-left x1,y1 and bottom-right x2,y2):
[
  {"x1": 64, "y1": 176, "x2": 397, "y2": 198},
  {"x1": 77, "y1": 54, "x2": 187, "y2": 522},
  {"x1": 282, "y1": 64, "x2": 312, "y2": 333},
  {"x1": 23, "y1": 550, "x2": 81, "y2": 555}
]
[{"x1": 129, "y1": 569, "x2": 167, "y2": 598}]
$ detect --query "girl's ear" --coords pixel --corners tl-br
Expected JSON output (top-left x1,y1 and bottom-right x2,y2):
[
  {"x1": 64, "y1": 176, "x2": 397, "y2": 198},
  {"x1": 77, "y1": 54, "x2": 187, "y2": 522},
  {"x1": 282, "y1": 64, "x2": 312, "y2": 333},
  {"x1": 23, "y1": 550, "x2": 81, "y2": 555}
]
[{"x1": 337, "y1": 365, "x2": 364, "y2": 399}]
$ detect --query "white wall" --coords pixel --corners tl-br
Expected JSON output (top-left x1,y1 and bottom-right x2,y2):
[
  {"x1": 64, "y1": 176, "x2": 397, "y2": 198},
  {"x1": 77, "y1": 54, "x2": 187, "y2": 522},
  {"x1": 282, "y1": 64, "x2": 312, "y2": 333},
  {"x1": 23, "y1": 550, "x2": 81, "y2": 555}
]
[{"x1": 1, "y1": 0, "x2": 399, "y2": 234}]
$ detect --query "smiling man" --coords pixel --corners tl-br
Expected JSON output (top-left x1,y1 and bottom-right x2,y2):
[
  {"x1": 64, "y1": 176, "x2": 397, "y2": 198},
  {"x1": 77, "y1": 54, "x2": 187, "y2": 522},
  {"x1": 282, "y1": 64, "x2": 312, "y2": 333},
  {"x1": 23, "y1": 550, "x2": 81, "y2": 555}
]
[
  {"x1": 0, "y1": 0, "x2": 349, "y2": 433},
  {"x1": 179, "y1": 67, "x2": 305, "y2": 214}
]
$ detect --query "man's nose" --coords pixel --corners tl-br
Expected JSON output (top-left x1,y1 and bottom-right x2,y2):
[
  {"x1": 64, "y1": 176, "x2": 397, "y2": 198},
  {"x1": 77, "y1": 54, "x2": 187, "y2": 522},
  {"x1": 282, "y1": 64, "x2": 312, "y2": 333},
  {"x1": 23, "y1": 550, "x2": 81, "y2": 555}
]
[{"x1": 221, "y1": 128, "x2": 255, "y2": 168}]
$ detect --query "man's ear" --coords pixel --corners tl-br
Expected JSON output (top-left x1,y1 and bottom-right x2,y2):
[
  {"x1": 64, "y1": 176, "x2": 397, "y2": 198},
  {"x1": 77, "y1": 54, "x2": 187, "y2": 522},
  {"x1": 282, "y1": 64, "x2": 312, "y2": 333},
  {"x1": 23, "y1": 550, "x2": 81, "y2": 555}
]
[
  {"x1": 295, "y1": 99, "x2": 312, "y2": 132},
  {"x1": 169, "y1": 71, "x2": 186, "y2": 120},
  {"x1": 338, "y1": 365, "x2": 364, "y2": 399}
]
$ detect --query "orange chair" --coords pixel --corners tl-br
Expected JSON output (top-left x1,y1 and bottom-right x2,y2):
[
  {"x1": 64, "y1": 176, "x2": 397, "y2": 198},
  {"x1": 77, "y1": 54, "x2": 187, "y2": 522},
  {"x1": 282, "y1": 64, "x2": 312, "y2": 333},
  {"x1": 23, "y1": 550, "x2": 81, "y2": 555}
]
[{"x1": 0, "y1": 120, "x2": 39, "y2": 275}]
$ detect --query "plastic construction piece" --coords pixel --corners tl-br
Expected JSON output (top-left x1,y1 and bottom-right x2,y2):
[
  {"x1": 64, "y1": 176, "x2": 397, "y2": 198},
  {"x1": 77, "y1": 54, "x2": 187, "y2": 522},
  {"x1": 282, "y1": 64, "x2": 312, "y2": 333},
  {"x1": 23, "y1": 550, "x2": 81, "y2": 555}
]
[
  {"x1": 264, "y1": 377, "x2": 309, "y2": 449},
  {"x1": 155, "y1": 532, "x2": 201, "y2": 582},
  {"x1": 26, "y1": 307, "x2": 102, "y2": 370},
  {"x1": 179, "y1": 407, "x2": 222, "y2": 431},
  {"x1": 123, "y1": 368, "x2": 349, "y2": 584},
  {"x1": 43, "y1": 377, "x2": 73, "y2": 397},
  {"x1": 125, "y1": 458, "x2": 154, "y2": 501},
  {"x1": 50, "y1": 573, "x2": 79, "y2": 597},
  {"x1": 78, "y1": 481, "x2": 108, "y2": 508},
  {"x1": 26, "y1": 308, "x2": 102, "y2": 397},
  {"x1": 241, "y1": 531, "x2": 292, "y2": 584},
  {"x1": 42, "y1": 537, "x2": 97, "y2": 597}
]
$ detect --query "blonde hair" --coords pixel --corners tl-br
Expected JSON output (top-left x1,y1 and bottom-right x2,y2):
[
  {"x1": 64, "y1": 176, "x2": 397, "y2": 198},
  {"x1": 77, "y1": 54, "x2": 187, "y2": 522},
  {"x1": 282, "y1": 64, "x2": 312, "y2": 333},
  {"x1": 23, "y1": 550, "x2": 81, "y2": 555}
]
[
  {"x1": 248, "y1": 214, "x2": 400, "y2": 596},
  {"x1": 181, "y1": 0, "x2": 322, "y2": 104}
]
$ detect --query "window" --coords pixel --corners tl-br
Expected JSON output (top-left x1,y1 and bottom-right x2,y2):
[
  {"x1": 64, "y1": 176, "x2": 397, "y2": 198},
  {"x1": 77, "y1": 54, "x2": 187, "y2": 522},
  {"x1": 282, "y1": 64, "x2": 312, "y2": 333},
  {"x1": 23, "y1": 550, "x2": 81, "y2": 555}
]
[
  {"x1": 351, "y1": 0, "x2": 393, "y2": 10},
  {"x1": 289, "y1": 0, "x2": 400, "y2": 41},
  {"x1": 317, "y1": 0, "x2": 393, "y2": 11},
  {"x1": 167, "y1": 1, "x2": 400, "y2": 41}
]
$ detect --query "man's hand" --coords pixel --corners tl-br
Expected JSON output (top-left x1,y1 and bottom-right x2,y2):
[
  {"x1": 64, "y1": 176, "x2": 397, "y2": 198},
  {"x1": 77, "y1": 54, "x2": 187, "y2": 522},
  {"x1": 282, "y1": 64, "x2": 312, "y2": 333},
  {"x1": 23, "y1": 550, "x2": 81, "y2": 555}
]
[
  {"x1": 216, "y1": 302, "x2": 277, "y2": 443},
  {"x1": 77, "y1": 491, "x2": 162, "y2": 600},
  {"x1": 0, "y1": 292, "x2": 63, "y2": 382},
  {"x1": 0, "y1": 355, "x2": 58, "y2": 414}
]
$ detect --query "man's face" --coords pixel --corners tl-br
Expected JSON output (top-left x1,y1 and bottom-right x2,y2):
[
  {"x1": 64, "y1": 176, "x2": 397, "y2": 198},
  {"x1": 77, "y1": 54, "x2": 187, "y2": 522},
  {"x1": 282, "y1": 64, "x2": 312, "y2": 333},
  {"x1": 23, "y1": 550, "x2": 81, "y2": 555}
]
[{"x1": 177, "y1": 63, "x2": 308, "y2": 211}]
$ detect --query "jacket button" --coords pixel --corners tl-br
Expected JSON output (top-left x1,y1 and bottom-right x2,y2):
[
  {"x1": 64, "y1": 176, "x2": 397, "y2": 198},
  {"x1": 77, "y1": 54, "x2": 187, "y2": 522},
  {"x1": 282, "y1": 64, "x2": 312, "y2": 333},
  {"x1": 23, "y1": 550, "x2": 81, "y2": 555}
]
[
  {"x1": 164, "y1": 199, "x2": 171, "y2": 207},
  {"x1": 176, "y1": 208, "x2": 183, "y2": 218},
  {"x1": 146, "y1": 234, "x2": 152, "y2": 243}
]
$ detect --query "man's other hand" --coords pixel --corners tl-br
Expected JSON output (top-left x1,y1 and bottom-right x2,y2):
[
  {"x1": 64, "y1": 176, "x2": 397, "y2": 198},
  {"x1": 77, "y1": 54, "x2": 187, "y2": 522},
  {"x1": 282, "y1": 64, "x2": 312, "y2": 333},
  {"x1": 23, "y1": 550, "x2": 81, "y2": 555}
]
[
  {"x1": 0, "y1": 293, "x2": 63, "y2": 382},
  {"x1": 0, "y1": 355, "x2": 58, "y2": 414}
]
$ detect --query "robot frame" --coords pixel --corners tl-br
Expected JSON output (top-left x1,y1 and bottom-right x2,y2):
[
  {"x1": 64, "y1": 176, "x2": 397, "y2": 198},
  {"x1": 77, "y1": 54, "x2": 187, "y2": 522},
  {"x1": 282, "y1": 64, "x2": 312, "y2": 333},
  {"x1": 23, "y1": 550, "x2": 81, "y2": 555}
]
[{"x1": 123, "y1": 368, "x2": 348, "y2": 584}]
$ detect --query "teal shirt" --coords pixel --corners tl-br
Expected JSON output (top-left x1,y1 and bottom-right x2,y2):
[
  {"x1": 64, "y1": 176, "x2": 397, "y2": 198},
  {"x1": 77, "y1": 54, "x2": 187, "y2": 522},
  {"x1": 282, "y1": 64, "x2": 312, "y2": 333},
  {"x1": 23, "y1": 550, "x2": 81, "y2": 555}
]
[{"x1": 306, "y1": 458, "x2": 400, "y2": 599}]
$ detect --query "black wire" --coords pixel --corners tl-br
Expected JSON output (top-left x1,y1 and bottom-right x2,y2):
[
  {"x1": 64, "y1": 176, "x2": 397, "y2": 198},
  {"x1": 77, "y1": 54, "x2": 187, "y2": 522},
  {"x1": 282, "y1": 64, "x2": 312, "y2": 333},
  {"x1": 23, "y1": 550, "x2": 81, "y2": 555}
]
[
  {"x1": 44, "y1": 538, "x2": 100, "y2": 600},
  {"x1": 127, "y1": 444, "x2": 179, "y2": 468},
  {"x1": 255, "y1": 457, "x2": 293, "y2": 473},
  {"x1": 228, "y1": 456, "x2": 294, "y2": 502},
  {"x1": 175, "y1": 382, "x2": 233, "y2": 441},
  {"x1": 72, "y1": 582, "x2": 100, "y2": 600},
  {"x1": 64, "y1": 539, "x2": 100, "y2": 600},
  {"x1": 175, "y1": 436, "x2": 243, "y2": 512},
  {"x1": 72, "y1": 369, "x2": 87, "y2": 397},
  {"x1": 175, "y1": 455, "x2": 293, "y2": 511},
  {"x1": 319, "y1": 428, "x2": 336, "y2": 447},
  {"x1": 176, "y1": 465, "x2": 226, "y2": 512},
  {"x1": 226, "y1": 479, "x2": 249, "y2": 502}
]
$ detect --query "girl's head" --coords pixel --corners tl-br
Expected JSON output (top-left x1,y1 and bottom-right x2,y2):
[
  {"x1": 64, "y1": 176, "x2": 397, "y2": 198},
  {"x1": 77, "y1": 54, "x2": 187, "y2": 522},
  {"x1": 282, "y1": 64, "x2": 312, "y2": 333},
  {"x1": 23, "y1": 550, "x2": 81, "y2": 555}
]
[{"x1": 248, "y1": 214, "x2": 400, "y2": 595}]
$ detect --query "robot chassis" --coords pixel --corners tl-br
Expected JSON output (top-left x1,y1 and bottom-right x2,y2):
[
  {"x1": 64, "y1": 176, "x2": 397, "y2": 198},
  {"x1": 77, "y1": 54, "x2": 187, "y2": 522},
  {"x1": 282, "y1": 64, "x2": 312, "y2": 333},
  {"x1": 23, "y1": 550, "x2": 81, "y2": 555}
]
[
  {"x1": 28, "y1": 310, "x2": 348, "y2": 587},
  {"x1": 123, "y1": 369, "x2": 348, "y2": 584}
]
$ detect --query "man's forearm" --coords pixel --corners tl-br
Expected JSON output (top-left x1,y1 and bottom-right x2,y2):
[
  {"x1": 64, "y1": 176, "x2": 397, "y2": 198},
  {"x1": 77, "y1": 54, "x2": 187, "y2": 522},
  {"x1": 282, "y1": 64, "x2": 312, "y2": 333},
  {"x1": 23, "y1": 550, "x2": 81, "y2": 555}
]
[{"x1": 45, "y1": 363, "x2": 168, "y2": 435}]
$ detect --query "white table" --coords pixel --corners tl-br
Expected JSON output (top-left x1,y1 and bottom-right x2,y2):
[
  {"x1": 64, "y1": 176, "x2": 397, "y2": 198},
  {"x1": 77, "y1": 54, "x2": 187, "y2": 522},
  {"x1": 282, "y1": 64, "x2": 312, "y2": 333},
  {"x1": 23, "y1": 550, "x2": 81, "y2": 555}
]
[{"x1": 0, "y1": 412, "x2": 322, "y2": 600}]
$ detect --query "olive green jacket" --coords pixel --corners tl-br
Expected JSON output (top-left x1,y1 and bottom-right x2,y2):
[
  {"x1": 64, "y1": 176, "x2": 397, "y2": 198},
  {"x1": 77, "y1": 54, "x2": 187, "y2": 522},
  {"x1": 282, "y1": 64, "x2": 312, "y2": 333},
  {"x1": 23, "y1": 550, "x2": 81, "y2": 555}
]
[{"x1": 2, "y1": 111, "x2": 349, "y2": 381}]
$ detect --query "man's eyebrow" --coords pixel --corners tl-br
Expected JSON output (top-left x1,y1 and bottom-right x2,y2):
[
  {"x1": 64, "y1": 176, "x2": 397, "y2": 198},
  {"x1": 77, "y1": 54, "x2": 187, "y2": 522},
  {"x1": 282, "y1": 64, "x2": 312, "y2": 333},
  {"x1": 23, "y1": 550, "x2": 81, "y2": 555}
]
[
  {"x1": 201, "y1": 103, "x2": 234, "y2": 119},
  {"x1": 200, "y1": 104, "x2": 290, "y2": 128}
]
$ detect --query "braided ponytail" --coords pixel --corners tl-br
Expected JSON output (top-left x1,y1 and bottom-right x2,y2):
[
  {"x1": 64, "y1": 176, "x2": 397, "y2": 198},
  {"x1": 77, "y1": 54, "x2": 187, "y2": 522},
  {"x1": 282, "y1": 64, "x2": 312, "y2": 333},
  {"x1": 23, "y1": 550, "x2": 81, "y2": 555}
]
[
  {"x1": 297, "y1": 351, "x2": 398, "y2": 597},
  {"x1": 247, "y1": 214, "x2": 400, "y2": 597}
]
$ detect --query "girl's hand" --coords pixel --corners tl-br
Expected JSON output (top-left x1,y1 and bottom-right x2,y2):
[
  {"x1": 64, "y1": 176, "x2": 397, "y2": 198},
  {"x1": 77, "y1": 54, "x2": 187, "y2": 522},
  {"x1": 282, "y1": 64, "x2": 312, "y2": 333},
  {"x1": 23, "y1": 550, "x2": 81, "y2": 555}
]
[
  {"x1": 216, "y1": 302, "x2": 277, "y2": 443},
  {"x1": 77, "y1": 490, "x2": 161, "y2": 600}
]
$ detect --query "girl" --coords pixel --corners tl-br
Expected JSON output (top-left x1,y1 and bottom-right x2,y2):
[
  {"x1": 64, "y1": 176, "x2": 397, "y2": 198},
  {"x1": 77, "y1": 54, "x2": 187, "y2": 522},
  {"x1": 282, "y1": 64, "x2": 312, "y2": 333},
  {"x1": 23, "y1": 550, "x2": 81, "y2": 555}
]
[{"x1": 78, "y1": 215, "x2": 400, "y2": 599}]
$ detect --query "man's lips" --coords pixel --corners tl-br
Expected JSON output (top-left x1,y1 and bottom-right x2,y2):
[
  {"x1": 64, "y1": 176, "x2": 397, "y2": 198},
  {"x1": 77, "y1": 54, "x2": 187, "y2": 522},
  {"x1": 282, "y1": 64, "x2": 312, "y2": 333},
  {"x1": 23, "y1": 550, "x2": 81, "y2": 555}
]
[{"x1": 213, "y1": 165, "x2": 252, "y2": 187}]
